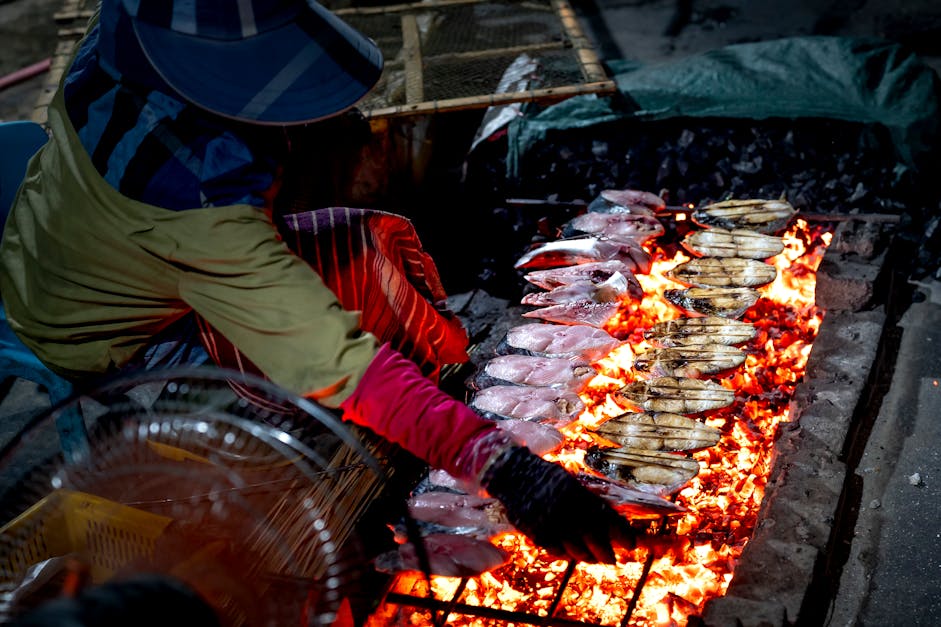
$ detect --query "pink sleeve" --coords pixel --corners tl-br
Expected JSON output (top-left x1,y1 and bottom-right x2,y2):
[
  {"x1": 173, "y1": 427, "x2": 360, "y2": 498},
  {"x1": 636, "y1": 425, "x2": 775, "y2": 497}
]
[{"x1": 339, "y1": 342, "x2": 500, "y2": 477}]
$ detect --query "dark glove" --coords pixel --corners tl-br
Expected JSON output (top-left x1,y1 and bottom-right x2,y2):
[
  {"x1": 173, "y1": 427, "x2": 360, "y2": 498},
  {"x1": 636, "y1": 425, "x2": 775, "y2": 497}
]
[{"x1": 480, "y1": 445, "x2": 638, "y2": 564}]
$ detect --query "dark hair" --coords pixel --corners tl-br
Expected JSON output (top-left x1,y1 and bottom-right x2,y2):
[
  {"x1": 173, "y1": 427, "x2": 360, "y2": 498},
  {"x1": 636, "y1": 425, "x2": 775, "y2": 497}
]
[{"x1": 10, "y1": 573, "x2": 221, "y2": 627}]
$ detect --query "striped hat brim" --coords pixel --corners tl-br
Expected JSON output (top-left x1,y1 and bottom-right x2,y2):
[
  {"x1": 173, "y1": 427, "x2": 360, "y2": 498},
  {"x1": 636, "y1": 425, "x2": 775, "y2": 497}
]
[{"x1": 129, "y1": 3, "x2": 383, "y2": 125}]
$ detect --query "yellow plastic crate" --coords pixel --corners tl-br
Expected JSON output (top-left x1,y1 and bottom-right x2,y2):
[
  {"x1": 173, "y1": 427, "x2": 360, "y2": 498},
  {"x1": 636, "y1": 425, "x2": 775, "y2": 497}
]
[{"x1": 0, "y1": 489, "x2": 172, "y2": 584}]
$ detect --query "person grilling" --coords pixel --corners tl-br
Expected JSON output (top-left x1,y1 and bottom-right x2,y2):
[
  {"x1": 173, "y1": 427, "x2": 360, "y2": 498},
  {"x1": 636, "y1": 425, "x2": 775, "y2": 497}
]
[{"x1": 0, "y1": 0, "x2": 641, "y2": 566}]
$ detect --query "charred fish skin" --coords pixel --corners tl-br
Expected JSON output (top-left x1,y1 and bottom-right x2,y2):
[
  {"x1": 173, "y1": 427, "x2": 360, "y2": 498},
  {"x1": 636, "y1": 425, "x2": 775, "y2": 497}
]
[
  {"x1": 632, "y1": 343, "x2": 746, "y2": 378},
  {"x1": 667, "y1": 257, "x2": 777, "y2": 288},
  {"x1": 643, "y1": 316, "x2": 757, "y2": 347},
  {"x1": 664, "y1": 287, "x2": 761, "y2": 319},
  {"x1": 584, "y1": 446, "x2": 701, "y2": 490},
  {"x1": 682, "y1": 228, "x2": 785, "y2": 259},
  {"x1": 593, "y1": 411, "x2": 721, "y2": 451},
  {"x1": 616, "y1": 376, "x2": 735, "y2": 414},
  {"x1": 692, "y1": 198, "x2": 797, "y2": 234}
]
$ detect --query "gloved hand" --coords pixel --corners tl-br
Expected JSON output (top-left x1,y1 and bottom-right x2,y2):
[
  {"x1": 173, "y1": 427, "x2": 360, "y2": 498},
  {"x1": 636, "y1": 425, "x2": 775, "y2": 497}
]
[
  {"x1": 340, "y1": 342, "x2": 636, "y2": 563},
  {"x1": 478, "y1": 444, "x2": 639, "y2": 564}
]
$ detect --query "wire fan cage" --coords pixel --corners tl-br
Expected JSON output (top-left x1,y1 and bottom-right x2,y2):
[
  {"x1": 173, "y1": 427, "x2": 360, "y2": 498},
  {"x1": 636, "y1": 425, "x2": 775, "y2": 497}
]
[
  {"x1": 327, "y1": 0, "x2": 615, "y2": 118},
  {"x1": 0, "y1": 367, "x2": 407, "y2": 627}
]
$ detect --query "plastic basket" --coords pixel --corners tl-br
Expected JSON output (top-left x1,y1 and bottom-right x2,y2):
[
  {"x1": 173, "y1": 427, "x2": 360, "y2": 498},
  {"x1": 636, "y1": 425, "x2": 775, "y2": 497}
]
[{"x1": 0, "y1": 489, "x2": 172, "y2": 584}]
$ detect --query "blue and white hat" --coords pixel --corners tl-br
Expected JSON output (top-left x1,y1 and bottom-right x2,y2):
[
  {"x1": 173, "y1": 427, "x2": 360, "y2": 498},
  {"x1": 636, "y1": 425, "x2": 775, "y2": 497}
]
[{"x1": 99, "y1": 0, "x2": 384, "y2": 125}]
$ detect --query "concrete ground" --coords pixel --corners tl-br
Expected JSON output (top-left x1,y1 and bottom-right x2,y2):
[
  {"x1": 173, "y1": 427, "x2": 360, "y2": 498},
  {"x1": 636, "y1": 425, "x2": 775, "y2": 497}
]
[{"x1": 2, "y1": 0, "x2": 941, "y2": 625}]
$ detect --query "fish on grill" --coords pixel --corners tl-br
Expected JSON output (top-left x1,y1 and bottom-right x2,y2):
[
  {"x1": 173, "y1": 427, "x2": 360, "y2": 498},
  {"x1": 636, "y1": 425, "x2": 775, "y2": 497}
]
[
  {"x1": 592, "y1": 411, "x2": 721, "y2": 451},
  {"x1": 408, "y1": 491, "x2": 513, "y2": 536},
  {"x1": 681, "y1": 227, "x2": 785, "y2": 259},
  {"x1": 616, "y1": 376, "x2": 735, "y2": 414},
  {"x1": 521, "y1": 299, "x2": 621, "y2": 328},
  {"x1": 494, "y1": 418, "x2": 565, "y2": 456},
  {"x1": 495, "y1": 322, "x2": 625, "y2": 362},
  {"x1": 469, "y1": 384, "x2": 585, "y2": 426},
  {"x1": 584, "y1": 447, "x2": 702, "y2": 490},
  {"x1": 468, "y1": 354, "x2": 596, "y2": 392},
  {"x1": 576, "y1": 473, "x2": 687, "y2": 518},
  {"x1": 633, "y1": 343, "x2": 746, "y2": 378},
  {"x1": 692, "y1": 198, "x2": 797, "y2": 234},
  {"x1": 521, "y1": 272, "x2": 633, "y2": 308},
  {"x1": 667, "y1": 257, "x2": 777, "y2": 288},
  {"x1": 524, "y1": 260, "x2": 643, "y2": 300},
  {"x1": 561, "y1": 212, "x2": 665, "y2": 244},
  {"x1": 514, "y1": 235, "x2": 652, "y2": 274},
  {"x1": 644, "y1": 316, "x2": 757, "y2": 347},
  {"x1": 588, "y1": 188, "x2": 665, "y2": 216},
  {"x1": 375, "y1": 533, "x2": 510, "y2": 577},
  {"x1": 664, "y1": 287, "x2": 760, "y2": 319}
]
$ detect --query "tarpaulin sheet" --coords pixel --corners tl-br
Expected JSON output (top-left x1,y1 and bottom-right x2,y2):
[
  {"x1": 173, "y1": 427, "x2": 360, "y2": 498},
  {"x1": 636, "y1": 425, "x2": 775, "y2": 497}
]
[{"x1": 505, "y1": 36, "x2": 941, "y2": 177}]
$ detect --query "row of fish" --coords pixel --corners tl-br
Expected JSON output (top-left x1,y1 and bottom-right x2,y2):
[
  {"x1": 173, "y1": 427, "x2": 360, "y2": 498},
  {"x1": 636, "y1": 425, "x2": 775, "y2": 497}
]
[{"x1": 583, "y1": 197, "x2": 797, "y2": 490}]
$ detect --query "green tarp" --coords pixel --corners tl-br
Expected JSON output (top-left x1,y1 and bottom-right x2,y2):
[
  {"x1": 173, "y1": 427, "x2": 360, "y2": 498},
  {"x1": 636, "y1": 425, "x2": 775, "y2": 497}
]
[{"x1": 506, "y1": 36, "x2": 941, "y2": 177}]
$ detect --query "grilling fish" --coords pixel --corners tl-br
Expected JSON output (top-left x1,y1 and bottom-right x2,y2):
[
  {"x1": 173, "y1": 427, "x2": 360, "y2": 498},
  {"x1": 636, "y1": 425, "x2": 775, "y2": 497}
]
[
  {"x1": 692, "y1": 198, "x2": 797, "y2": 234},
  {"x1": 667, "y1": 257, "x2": 777, "y2": 288},
  {"x1": 469, "y1": 385, "x2": 585, "y2": 426},
  {"x1": 588, "y1": 188, "x2": 665, "y2": 216},
  {"x1": 681, "y1": 228, "x2": 784, "y2": 259},
  {"x1": 633, "y1": 343, "x2": 746, "y2": 378},
  {"x1": 521, "y1": 272, "x2": 632, "y2": 307},
  {"x1": 593, "y1": 411, "x2": 721, "y2": 451},
  {"x1": 576, "y1": 473, "x2": 687, "y2": 518},
  {"x1": 521, "y1": 300, "x2": 621, "y2": 328},
  {"x1": 468, "y1": 354, "x2": 596, "y2": 392},
  {"x1": 644, "y1": 316, "x2": 757, "y2": 347},
  {"x1": 495, "y1": 322, "x2": 625, "y2": 362},
  {"x1": 616, "y1": 376, "x2": 735, "y2": 414},
  {"x1": 514, "y1": 235, "x2": 652, "y2": 274},
  {"x1": 664, "y1": 287, "x2": 760, "y2": 319},
  {"x1": 561, "y1": 212, "x2": 665, "y2": 244},
  {"x1": 524, "y1": 260, "x2": 643, "y2": 300},
  {"x1": 584, "y1": 447, "x2": 702, "y2": 490}
]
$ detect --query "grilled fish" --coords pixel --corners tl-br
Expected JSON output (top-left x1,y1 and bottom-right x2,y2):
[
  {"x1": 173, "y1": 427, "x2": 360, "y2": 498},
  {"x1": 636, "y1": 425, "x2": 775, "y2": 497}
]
[
  {"x1": 524, "y1": 260, "x2": 643, "y2": 300},
  {"x1": 616, "y1": 376, "x2": 735, "y2": 414},
  {"x1": 521, "y1": 272, "x2": 632, "y2": 307},
  {"x1": 682, "y1": 228, "x2": 784, "y2": 259},
  {"x1": 562, "y1": 212, "x2": 665, "y2": 244},
  {"x1": 468, "y1": 354, "x2": 596, "y2": 392},
  {"x1": 576, "y1": 473, "x2": 687, "y2": 518},
  {"x1": 496, "y1": 322, "x2": 625, "y2": 362},
  {"x1": 644, "y1": 316, "x2": 757, "y2": 347},
  {"x1": 514, "y1": 235, "x2": 651, "y2": 274},
  {"x1": 667, "y1": 257, "x2": 777, "y2": 288},
  {"x1": 593, "y1": 411, "x2": 721, "y2": 451},
  {"x1": 588, "y1": 189, "x2": 665, "y2": 216},
  {"x1": 521, "y1": 300, "x2": 621, "y2": 328},
  {"x1": 584, "y1": 447, "x2": 701, "y2": 489},
  {"x1": 633, "y1": 343, "x2": 745, "y2": 378},
  {"x1": 664, "y1": 287, "x2": 760, "y2": 319},
  {"x1": 469, "y1": 385, "x2": 585, "y2": 426},
  {"x1": 692, "y1": 198, "x2": 797, "y2": 234}
]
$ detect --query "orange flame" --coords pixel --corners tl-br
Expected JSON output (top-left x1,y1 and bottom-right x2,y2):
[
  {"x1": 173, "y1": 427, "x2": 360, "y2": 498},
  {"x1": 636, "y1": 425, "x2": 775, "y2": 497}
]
[{"x1": 374, "y1": 219, "x2": 832, "y2": 627}]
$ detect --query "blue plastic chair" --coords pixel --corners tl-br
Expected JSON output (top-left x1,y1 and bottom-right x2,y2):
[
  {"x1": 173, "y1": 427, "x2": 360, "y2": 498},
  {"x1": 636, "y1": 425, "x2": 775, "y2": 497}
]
[{"x1": 0, "y1": 121, "x2": 83, "y2": 456}]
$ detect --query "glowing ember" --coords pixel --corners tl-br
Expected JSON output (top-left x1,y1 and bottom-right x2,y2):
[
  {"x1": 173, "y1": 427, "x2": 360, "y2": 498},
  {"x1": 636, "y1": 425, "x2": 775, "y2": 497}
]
[{"x1": 374, "y1": 219, "x2": 832, "y2": 627}]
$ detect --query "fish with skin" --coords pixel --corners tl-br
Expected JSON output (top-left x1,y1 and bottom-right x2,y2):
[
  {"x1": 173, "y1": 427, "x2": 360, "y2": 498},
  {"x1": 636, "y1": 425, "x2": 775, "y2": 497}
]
[
  {"x1": 632, "y1": 343, "x2": 746, "y2": 378},
  {"x1": 664, "y1": 286, "x2": 760, "y2": 319},
  {"x1": 521, "y1": 272, "x2": 632, "y2": 307},
  {"x1": 514, "y1": 235, "x2": 651, "y2": 274},
  {"x1": 667, "y1": 256, "x2": 777, "y2": 288},
  {"x1": 524, "y1": 260, "x2": 643, "y2": 300},
  {"x1": 616, "y1": 376, "x2": 735, "y2": 414},
  {"x1": 692, "y1": 198, "x2": 797, "y2": 234},
  {"x1": 495, "y1": 322, "x2": 625, "y2": 362},
  {"x1": 521, "y1": 299, "x2": 621, "y2": 328},
  {"x1": 468, "y1": 354, "x2": 596, "y2": 392},
  {"x1": 643, "y1": 316, "x2": 757, "y2": 347},
  {"x1": 576, "y1": 473, "x2": 688, "y2": 519},
  {"x1": 584, "y1": 447, "x2": 702, "y2": 490},
  {"x1": 588, "y1": 189, "x2": 665, "y2": 216},
  {"x1": 592, "y1": 411, "x2": 721, "y2": 451},
  {"x1": 561, "y1": 211, "x2": 665, "y2": 244},
  {"x1": 681, "y1": 227, "x2": 784, "y2": 259},
  {"x1": 469, "y1": 384, "x2": 585, "y2": 426}
]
